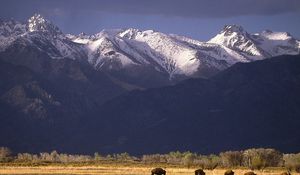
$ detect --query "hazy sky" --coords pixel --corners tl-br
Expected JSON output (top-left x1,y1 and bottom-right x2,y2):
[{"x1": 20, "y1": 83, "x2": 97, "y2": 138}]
[{"x1": 1, "y1": 0, "x2": 300, "y2": 40}]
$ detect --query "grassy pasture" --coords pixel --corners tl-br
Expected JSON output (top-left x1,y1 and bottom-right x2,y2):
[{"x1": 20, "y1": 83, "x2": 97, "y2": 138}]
[{"x1": 0, "y1": 165, "x2": 298, "y2": 175}]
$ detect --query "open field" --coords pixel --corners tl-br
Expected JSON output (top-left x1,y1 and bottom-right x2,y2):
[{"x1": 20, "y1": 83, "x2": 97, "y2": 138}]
[{"x1": 0, "y1": 166, "x2": 298, "y2": 175}]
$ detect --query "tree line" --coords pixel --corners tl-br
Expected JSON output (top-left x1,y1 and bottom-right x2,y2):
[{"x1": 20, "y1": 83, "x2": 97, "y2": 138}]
[{"x1": 0, "y1": 147, "x2": 299, "y2": 172}]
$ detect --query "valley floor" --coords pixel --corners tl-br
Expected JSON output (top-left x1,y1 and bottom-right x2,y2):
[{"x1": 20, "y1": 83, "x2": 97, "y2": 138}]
[{"x1": 0, "y1": 165, "x2": 296, "y2": 175}]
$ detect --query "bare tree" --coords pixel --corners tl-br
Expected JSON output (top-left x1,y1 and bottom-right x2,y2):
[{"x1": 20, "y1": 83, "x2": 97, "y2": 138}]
[
  {"x1": 243, "y1": 148, "x2": 283, "y2": 170},
  {"x1": 283, "y1": 153, "x2": 300, "y2": 172},
  {"x1": 0, "y1": 147, "x2": 12, "y2": 162},
  {"x1": 220, "y1": 151, "x2": 243, "y2": 167}
]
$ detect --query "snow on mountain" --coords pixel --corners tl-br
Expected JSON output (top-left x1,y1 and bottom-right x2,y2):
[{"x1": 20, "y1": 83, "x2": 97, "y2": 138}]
[
  {"x1": 28, "y1": 14, "x2": 62, "y2": 35},
  {"x1": 75, "y1": 29, "x2": 140, "y2": 69},
  {"x1": 0, "y1": 14, "x2": 86, "y2": 60},
  {"x1": 117, "y1": 28, "x2": 200, "y2": 76},
  {"x1": 169, "y1": 34, "x2": 249, "y2": 65},
  {"x1": 254, "y1": 30, "x2": 300, "y2": 56},
  {"x1": 26, "y1": 14, "x2": 87, "y2": 60},
  {"x1": 70, "y1": 28, "x2": 201, "y2": 77},
  {"x1": 0, "y1": 19, "x2": 26, "y2": 51},
  {"x1": 1, "y1": 14, "x2": 300, "y2": 80},
  {"x1": 209, "y1": 25, "x2": 300, "y2": 61},
  {"x1": 75, "y1": 25, "x2": 299, "y2": 78},
  {"x1": 208, "y1": 25, "x2": 267, "y2": 60},
  {"x1": 70, "y1": 28, "x2": 240, "y2": 77}
]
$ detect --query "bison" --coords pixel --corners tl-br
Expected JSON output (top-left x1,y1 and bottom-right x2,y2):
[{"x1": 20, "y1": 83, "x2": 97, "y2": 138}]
[
  {"x1": 151, "y1": 168, "x2": 166, "y2": 175},
  {"x1": 244, "y1": 172, "x2": 256, "y2": 175},
  {"x1": 195, "y1": 169, "x2": 205, "y2": 175},
  {"x1": 224, "y1": 170, "x2": 234, "y2": 175},
  {"x1": 280, "y1": 172, "x2": 291, "y2": 175}
]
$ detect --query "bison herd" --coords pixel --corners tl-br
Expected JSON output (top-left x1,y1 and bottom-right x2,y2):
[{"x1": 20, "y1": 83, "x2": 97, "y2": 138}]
[{"x1": 151, "y1": 168, "x2": 291, "y2": 175}]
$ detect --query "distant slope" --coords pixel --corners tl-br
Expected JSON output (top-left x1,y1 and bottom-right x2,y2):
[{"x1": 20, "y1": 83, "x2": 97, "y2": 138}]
[
  {"x1": 78, "y1": 54, "x2": 300, "y2": 154},
  {"x1": 0, "y1": 58, "x2": 126, "y2": 153}
]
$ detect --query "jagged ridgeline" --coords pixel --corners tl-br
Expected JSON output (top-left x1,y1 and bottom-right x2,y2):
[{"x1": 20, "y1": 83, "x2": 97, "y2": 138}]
[{"x1": 0, "y1": 14, "x2": 299, "y2": 88}]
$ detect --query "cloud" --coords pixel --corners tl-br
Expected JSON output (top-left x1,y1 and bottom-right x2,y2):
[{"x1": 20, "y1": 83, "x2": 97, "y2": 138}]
[
  {"x1": 1, "y1": 0, "x2": 300, "y2": 20},
  {"x1": 50, "y1": 0, "x2": 300, "y2": 18},
  {"x1": 95, "y1": 0, "x2": 300, "y2": 18}
]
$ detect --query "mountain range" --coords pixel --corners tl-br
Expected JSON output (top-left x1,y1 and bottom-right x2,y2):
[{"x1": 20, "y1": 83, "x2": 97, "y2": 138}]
[
  {"x1": 0, "y1": 14, "x2": 299, "y2": 154},
  {"x1": 1, "y1": 14, "x2": 299, "y2": 87}
]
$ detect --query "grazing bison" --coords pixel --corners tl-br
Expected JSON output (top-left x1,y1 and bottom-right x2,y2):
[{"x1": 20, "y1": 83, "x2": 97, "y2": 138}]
[
  {"x1": 244, "y1": 172, "x2": 256, "y2": 175},
  {"x1": 224, "y1": 170, "x2": 234, "y2": 175},
  {"x1": 151, "y1": 168, "x2": 166, "y2": 175},
  {"x1": 195, "y1": 169, "x2": 205, "y2": 175}
]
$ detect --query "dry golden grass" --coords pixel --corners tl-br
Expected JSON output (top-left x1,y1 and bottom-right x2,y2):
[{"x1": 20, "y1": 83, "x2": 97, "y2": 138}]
[{"x1": 0, "y1": 166, "x2": 299, "y2": 175}]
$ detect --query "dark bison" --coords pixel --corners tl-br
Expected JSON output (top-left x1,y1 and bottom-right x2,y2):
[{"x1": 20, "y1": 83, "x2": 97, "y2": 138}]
[
  {"x1": 195, "y1": 169, "x2": 205, "y2": 175},
  {"x1": 151, "y1": 168, "x2": 166, "y2": 175},
  {"x1": 244, "y1": 172, "x2": 256, "y2": 175},
  {"x1": 224, "y1": 170, "x2": 234, "y2": 175}
]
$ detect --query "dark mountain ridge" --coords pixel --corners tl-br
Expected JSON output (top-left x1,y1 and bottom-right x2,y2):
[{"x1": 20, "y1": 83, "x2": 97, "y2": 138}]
[
  {"x1": 76, "y1": 54, "x2": 300, "y2": 155},
  {"x1": 0, "y1": 56, "x2": 126, "y2": 152}
]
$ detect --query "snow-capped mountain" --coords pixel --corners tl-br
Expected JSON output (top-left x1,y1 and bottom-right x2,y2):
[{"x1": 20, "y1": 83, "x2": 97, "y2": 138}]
[
  {"x1": 1, "y1": 14, "x2": 299, "y2": 85},
  {"x1": 209, "y1": 25, "x2": 300, "y2": 61},
  {"x1": 70, "y1": 28, "x2": 203, "y2": 77},
  {"x1": 0, "y1": 14, "x2": 86, "y2": 60},
  {"x1": 69, "y1": 24, "x2": 300, "y2": 80},
  {"x1": 68, "y1": 28, "x2": 251, "y2": 79}
]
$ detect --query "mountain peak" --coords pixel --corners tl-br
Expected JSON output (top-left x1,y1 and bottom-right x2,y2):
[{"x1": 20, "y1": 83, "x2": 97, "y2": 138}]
[
  {"x1": 118, "y1": 28, "x2": 142, "y2": 39},
  {"x1": 29, "y1": 13, "x2": 45, "y2": 21},
  {"x1": 262, "y1": 29, "x2": 273, "y2": 34},
  {"x1": 209, "y1": 25, "x2": 267, "y2": 58},
  {"x1": 28, "y1": 14, "x2": 47, "y2": 32},
  {"x1": 27, "y1": 14, "x2": 61, "y2": 35},
  {"x1": 222, "y1": 25, "x2": 247, "y2": 35}
]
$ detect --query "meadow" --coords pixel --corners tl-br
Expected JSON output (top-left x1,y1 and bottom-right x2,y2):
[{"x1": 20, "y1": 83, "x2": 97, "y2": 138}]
[{"x1": 0, "y1": 165, "x2": 297, "y2": 175}]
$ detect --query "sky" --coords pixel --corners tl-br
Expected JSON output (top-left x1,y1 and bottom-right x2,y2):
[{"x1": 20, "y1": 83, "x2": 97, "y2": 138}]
[{"x1": 0, "y1": 0, "x2": 300, "y2": 40}]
